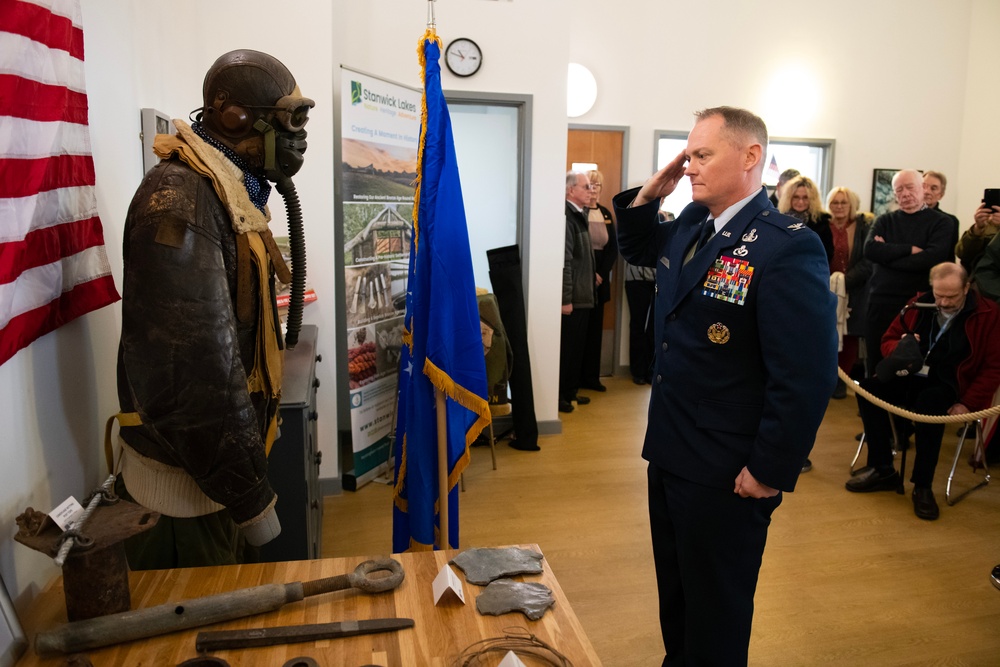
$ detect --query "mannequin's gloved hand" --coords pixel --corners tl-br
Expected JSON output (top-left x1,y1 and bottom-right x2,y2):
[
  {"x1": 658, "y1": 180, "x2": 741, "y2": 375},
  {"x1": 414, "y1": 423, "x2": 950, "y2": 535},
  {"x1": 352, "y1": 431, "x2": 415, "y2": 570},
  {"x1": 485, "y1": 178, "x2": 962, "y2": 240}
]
[{"x1": 240, "y1": 505, "x2": 282, "y2": 546}]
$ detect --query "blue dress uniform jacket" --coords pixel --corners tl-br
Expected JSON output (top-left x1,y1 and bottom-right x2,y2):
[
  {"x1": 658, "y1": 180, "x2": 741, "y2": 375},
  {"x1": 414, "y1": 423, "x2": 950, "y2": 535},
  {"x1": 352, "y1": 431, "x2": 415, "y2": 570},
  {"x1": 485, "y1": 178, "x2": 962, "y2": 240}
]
[{"x1": 614, "y1": 186, "x2": 837, "y2": 492}]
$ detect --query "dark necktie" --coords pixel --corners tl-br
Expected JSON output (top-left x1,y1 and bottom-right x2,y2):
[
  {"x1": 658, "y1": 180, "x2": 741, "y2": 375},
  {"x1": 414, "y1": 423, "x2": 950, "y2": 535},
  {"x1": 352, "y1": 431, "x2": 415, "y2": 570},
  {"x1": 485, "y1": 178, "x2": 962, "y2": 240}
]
[{"x1": 697, "y1": 218, "x2": 716, "y2": 250}]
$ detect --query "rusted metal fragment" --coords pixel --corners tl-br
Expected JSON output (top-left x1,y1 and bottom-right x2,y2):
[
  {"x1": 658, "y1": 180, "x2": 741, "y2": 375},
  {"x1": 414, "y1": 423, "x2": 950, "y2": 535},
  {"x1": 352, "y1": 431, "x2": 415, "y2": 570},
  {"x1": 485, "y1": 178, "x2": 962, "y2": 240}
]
[
  {"x1": 449, "y1": 546, "x2": 543, "y2": 585},
  {"x1": 475, "y1": 579, "x2": 555, "y2": 621}
]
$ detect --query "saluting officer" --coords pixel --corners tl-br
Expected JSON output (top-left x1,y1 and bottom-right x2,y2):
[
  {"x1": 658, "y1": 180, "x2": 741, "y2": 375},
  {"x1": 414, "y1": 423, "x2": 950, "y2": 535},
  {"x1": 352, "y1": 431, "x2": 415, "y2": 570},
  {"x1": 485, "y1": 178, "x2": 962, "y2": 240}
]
[{"x1": 613, "y1": 106, "x2": 837, "y2": 666}]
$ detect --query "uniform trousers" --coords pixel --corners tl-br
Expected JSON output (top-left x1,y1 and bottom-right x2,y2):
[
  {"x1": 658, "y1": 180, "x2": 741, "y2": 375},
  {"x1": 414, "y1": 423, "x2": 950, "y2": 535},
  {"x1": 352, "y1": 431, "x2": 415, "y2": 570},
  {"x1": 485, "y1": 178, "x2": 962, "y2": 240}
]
[
  {"x1": 648, "y1": 462, "x2": 781, "y2": 666},
  {"x1": 857, "y1": 376, "x2": 957, "y2": 486}
]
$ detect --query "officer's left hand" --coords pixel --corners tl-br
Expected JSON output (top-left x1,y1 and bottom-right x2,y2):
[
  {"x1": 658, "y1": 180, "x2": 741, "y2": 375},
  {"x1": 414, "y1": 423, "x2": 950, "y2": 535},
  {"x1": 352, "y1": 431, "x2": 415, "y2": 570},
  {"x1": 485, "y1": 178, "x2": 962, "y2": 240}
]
[
  {"x1": 947, "y1": 403, "x2": 970, "y2": 416},
  {"x1": 734, "y1": 466, "x2": 779, "y2": 499}
]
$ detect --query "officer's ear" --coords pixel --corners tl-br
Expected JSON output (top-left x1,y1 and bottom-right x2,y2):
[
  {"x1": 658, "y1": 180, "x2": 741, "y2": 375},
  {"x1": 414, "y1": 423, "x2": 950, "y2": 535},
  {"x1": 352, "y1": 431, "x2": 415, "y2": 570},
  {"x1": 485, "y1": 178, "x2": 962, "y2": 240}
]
[{"x1": 744, "y1": 143, "x2": 762, "y2": 173}]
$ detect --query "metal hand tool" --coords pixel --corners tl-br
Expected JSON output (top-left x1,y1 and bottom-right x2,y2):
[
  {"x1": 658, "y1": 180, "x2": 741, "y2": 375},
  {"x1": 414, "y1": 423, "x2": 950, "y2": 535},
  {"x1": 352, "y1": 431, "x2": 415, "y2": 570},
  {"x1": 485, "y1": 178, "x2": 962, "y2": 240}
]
[
  {"x1": 195, "y1": 617, "x2": 414, "y2": 651},
  {"x1": 35, "y1": 558, "x2": 404, "y2": 655}
]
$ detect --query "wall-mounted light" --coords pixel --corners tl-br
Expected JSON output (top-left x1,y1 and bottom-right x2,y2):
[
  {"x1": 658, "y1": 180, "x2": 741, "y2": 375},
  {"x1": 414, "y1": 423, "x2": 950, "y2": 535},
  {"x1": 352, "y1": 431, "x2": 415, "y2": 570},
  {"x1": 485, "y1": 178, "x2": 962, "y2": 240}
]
[{"x1": 567, "y1": 63, "x2": 597, "y2": 118}]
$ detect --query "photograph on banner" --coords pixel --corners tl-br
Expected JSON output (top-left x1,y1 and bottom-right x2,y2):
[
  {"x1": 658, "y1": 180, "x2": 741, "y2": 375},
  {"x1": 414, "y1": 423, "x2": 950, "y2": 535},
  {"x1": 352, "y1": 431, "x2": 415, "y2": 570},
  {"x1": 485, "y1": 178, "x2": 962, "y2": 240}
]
[
  {"x1": 343, "y1": 203, "x2": 413, "y2": 266},
  {"x1": 344, "y1": 262, "x2": 402, "y2": 328},
  {"x1": 341, "y1": 140, "x2": 417, "y2": 202}
]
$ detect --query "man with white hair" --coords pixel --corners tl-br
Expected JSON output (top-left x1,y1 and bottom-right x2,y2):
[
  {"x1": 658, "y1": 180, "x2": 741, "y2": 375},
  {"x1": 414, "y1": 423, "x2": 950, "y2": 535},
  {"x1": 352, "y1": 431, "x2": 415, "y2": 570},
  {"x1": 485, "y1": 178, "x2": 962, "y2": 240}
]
[
  {"x1": 863, "y1": 169, "x2": 954, "y2": 373},
  {"x1": 847, "y1": 263, "x2": 1000, "y2": 520}
]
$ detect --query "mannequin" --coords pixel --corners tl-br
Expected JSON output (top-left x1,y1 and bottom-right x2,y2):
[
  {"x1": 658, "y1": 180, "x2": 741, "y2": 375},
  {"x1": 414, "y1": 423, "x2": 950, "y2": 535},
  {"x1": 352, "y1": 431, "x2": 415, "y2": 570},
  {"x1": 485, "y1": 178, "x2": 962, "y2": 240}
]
[{"x1": 114, "y1": 50, "x2": 313, "y2": 568}]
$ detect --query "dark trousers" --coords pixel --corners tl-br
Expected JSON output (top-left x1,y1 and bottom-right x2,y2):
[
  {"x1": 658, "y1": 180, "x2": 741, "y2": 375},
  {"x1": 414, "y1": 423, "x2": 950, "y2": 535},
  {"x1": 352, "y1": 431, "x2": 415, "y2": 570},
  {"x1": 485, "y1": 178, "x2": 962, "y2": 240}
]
[
  {"x1": 857, "y1": 376, "x2": 957, "y2": 487},
  {"x1": 580, "y1": 297, "x2": 606, "y2": 387},
  {"x1": 625, "y1": 280, "x2": 655, "y2": 381},
  {"x1": 865, "y1": 299, "x2": 907, "y2": 375},
  {"x1": 559, "y1": 307, "x2": 590, "y2": 402},
  {"x1": 648, "y1": 462, "x2": 781, "y2": 666},
  {"x1": 487, "y1": 245, "x2": 539, "y2": 445}
]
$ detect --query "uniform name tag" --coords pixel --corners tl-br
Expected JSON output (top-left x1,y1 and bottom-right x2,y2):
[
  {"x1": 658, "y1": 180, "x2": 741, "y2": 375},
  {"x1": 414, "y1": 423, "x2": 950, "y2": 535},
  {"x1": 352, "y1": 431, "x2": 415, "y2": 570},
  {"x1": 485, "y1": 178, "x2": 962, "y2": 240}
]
[{"x1": 702, "y1": 255, "x2": 754, "y2": 305}]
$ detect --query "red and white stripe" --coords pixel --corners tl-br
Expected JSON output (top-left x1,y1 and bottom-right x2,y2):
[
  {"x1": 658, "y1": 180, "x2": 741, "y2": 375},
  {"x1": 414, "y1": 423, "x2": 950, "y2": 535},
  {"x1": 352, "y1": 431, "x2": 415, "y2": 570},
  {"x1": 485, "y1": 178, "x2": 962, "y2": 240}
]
[{"x1": 0, "y1": 0, "x2": 119, "y2": 365}]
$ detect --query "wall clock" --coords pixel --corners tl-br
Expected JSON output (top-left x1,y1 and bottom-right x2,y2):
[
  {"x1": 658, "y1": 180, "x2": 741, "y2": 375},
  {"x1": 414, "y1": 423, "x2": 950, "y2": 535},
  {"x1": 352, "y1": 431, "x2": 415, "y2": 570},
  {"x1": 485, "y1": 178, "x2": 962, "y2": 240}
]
[{"x1": 445, "y1": 38, "x2": 482, "y2": 77}]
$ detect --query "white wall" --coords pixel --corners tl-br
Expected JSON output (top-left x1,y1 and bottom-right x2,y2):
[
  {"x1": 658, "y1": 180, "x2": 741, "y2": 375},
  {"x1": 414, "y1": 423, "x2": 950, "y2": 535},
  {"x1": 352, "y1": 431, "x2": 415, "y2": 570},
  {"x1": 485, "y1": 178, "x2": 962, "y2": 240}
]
[{"x1": 2, "y1": 0, "x2": 994, "y2": 610}]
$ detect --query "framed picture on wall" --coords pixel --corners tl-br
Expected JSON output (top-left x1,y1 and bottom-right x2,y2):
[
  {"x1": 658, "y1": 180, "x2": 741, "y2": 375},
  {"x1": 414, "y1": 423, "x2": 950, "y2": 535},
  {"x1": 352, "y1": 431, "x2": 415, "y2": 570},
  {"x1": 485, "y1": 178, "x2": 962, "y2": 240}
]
[
  {"x1": 140, "y1": 107, "x2": 172, "y2": 175},
  {"x1": 871, "y1": 168, "x2": 901, "y2": 217}
]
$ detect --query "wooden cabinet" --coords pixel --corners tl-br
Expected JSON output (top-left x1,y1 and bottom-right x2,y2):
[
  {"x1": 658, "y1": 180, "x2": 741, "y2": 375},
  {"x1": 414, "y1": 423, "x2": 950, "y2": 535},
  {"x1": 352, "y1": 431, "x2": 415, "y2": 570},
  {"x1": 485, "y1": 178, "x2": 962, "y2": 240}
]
[{"x1": 260, "y1": 325, "x2": 322, "y2": 562}]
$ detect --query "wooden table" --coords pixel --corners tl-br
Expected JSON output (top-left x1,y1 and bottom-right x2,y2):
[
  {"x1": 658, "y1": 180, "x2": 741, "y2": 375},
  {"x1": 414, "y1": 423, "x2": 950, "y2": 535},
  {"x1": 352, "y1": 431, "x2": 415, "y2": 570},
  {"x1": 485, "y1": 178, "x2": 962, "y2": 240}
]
[{"x1": 16, "y1": 544, "x2": 601, "y2": 666}]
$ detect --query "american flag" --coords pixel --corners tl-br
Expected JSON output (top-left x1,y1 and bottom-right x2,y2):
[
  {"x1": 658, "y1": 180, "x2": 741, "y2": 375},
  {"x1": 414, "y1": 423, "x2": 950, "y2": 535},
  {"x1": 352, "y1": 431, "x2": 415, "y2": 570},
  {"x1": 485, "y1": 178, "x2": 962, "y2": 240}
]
[{"x1": 0, "y1": 0, "x2": 119, "y2": 367}]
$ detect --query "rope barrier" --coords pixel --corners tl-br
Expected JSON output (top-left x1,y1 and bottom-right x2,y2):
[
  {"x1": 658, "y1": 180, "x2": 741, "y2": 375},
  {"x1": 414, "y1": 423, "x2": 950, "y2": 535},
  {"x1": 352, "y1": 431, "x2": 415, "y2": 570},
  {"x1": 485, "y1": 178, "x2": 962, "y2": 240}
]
[{"x1": 837, "y1": 366, "x2": 1000, "y2": 424}]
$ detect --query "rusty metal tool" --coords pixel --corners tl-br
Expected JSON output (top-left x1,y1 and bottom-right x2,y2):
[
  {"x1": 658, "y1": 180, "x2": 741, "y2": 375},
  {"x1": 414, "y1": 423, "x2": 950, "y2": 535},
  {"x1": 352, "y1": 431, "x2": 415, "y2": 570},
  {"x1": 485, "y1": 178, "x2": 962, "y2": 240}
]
[
  {"x1": 35, "y1": 558, "x2": 404, "y2": 656},
  {"x1": 195, "y1": 617, "x2": 414, "y2": 651}
]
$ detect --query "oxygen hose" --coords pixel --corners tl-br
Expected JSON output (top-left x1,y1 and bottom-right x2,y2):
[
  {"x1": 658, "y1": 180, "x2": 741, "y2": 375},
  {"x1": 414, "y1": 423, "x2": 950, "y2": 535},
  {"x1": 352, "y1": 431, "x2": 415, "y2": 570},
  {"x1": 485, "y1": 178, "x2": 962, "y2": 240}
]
[{"x1": 276, "y1": 176, "x2": 306, "y2": 349}]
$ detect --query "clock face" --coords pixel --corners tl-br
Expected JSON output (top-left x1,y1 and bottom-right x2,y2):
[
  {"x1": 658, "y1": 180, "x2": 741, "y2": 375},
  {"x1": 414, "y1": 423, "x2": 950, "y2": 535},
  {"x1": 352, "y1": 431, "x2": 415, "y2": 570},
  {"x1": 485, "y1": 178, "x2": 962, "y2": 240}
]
[{"x1": 445, "y1": 38, "x2": 482, "y2": 77}]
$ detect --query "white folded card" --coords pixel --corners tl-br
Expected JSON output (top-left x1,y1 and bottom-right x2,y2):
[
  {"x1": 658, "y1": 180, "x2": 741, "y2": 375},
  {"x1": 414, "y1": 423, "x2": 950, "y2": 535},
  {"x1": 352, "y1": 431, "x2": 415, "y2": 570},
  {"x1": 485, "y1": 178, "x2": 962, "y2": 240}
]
[{"x1": 432, "y1": 564, "x2": 465, "y2": 605}]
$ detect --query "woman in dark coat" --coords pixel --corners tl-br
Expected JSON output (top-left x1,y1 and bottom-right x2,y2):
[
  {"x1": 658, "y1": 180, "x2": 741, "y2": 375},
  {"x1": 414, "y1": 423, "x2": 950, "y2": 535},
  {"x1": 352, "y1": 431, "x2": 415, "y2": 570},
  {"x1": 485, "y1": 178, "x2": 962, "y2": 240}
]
[
  {"x1": 778, "y1": 175, "x2": 834, "y2": 262},
  {"x1": 826, "y1": 186, "x2": 873, "y2": 396}
]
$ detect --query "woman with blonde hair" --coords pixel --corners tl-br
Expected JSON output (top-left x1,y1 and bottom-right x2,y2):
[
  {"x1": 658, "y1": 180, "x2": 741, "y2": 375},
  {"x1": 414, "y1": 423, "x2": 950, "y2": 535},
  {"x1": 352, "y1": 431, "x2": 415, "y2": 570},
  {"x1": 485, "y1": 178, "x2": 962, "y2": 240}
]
[
  {"x1": 826, "y1": 186, "x2": 872, "y2": 398},
  {"x1": 778, "y1": 175, "x2": 833, "y2": 261},
  {"x1": 579, "y1": 169, "x2": 617, "y2": 393}
]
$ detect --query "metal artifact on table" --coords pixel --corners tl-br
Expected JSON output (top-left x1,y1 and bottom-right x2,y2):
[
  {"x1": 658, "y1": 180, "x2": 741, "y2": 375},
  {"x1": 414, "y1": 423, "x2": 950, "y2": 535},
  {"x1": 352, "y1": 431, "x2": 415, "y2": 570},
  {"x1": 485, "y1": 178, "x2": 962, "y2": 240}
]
[
  {"x1": 475, "y1": 579, "x2": 556, "y2": 621},
  {"x1": 33, "y1": 558, "x2": 405, "y2": 655},
  {"x1": 449, "y1": 546, "x2": 544, "y2": 585}
]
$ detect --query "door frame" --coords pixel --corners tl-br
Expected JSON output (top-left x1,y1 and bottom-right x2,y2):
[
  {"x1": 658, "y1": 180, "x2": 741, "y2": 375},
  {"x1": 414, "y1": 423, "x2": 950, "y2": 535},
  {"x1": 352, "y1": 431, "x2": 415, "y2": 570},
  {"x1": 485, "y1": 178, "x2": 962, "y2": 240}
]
[
  {"x1": 568, "y1": 123, "x2": 630, "y2": 378},
  {"x1": 445, "y1": 90, "x2": 533, "y2": 290}
]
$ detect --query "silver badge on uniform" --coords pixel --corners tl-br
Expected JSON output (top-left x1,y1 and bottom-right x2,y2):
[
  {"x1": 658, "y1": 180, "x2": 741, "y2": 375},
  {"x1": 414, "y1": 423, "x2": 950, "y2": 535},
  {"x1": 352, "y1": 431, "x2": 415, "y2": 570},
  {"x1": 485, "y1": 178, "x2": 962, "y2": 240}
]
[
  {"x1": 742, "y1": 229, "x2": 758, "y2": 242},
  {"x1": 732, "y1": 245, "x2": 749, "y2": 257},
  {"x1": 788, "y1": 222, "x2": 805, "y2": 230}
]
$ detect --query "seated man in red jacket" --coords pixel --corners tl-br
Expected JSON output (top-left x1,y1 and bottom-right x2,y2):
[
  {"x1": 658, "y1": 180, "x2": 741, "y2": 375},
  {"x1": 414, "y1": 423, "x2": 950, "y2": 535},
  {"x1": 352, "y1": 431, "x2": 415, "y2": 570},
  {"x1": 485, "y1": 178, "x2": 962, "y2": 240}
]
[{"x1": 846, "y1": 262, "x2": 1000, "y2": 520}]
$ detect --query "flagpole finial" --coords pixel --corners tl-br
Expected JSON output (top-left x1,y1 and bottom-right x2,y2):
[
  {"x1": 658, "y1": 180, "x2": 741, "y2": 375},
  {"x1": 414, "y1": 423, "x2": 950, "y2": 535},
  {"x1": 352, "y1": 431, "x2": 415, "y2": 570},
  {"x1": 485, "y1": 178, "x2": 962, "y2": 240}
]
[{"x1": 427, "y1": 0, "x2": 437, "y2": 30}]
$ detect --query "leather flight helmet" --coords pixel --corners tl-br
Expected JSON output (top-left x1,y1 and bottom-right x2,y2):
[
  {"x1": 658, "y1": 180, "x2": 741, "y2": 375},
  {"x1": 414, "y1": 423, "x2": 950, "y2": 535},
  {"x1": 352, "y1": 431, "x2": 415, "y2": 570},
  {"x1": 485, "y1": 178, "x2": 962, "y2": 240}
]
[{"x1": 201, "y1": 49, "x2": 314, "y2": 141}]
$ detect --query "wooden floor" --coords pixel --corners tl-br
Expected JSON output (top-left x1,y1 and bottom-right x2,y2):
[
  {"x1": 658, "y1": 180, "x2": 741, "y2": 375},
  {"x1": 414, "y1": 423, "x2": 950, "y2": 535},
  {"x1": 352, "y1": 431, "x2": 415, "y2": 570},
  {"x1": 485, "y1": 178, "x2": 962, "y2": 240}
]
[{"x1": 324, "y1": 376, "x2": 1000, "y2": 666}]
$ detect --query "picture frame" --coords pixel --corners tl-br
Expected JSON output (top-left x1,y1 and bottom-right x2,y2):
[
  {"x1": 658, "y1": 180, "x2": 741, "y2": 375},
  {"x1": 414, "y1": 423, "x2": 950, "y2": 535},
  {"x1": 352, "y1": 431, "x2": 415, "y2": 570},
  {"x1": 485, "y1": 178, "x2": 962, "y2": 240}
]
[
  {"x1": 0, "y1": 574, "x2": 26, "y2": 667},
  {"x1": 871, "y1": 168, "x2": 901, "y2": 217},
  {"x1": 140, "y1": 107, "x2": 173, "y2": 175}
]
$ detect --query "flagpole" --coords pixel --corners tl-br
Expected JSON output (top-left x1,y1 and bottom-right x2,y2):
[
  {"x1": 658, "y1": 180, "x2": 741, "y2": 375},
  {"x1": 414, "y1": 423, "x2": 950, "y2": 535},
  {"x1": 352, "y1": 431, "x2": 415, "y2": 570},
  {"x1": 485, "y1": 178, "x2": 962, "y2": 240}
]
[{"x1": 435, "y1": 387, "x2": 449, "y2": 549}]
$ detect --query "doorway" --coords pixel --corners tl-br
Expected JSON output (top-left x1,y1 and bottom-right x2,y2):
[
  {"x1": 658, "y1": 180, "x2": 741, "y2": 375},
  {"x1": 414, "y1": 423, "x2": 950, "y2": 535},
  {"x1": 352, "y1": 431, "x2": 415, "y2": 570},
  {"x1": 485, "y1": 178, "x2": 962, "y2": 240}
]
[{"x1": 567, "y1": 125, "x2": 628, "y2": 377}]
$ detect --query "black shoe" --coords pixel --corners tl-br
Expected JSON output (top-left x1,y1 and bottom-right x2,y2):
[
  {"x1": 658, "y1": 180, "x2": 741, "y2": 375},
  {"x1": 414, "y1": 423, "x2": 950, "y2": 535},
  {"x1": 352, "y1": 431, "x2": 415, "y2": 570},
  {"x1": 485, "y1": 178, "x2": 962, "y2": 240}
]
[
  {"x1": 855, "y1": 432, "x2": 864, "y2": 441},
  {"x1": 832, "y1": 379, "x2": 847, "y2": 399},
  {"x1": 845, "y1": 466, "x2": 899, "y2": 492},
  {"x1": 912, "y1": 486, "x2": 940, "y2": 520},
  {"x1": 581, "y1": 381, "x2": 607, "y2": 392},
  {"x1": 801, "y1": 458, "x2": 813, "y2": 473},
  {"x1": 991, "y1": 564, "x2": 1000, "y2": 591},
  {"x1": 573, "y1": 395, "x2": 591, "y2": 405},
  {"x1": 508, "y1": 439, "x2": 540, "y2": 452},
  {"x1": 632, "y1": 377, "x2": 647, "y2": 385},
  {"x1": 558, "y1": 400, "x2": 574, "y2": 413}
]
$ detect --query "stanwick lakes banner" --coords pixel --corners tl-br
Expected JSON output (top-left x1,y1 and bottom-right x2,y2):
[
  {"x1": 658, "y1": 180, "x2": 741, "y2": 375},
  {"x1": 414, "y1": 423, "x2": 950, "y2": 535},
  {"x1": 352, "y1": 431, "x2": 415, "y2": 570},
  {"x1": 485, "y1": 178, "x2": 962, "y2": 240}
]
[{"x1": 339, "y1": 67, "x2": 421, "y2": 485}]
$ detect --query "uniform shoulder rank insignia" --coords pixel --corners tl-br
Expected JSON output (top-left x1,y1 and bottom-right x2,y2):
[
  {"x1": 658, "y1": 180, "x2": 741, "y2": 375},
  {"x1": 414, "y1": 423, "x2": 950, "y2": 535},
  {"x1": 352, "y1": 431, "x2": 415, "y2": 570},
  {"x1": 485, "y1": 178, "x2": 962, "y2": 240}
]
[
  {"x1": 741, "y1": 228, "x2": 758, "y2": 242},
  {"x1": 702, "y1": 255, "x2": 754, "y2": 305},
  {"x1": 707, "y1": 322, "x2": 730, "y2": 344},
  {"x1": 787, "y1": 222, "x2": 805, "y2": 230}
]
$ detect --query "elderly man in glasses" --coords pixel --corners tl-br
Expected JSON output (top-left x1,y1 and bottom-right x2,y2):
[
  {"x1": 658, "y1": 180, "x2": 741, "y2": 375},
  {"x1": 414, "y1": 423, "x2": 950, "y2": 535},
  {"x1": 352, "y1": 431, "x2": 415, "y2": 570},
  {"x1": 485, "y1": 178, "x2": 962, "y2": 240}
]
[{"x1": 558, "y1": 171, "x2": 596, "y2": 414}]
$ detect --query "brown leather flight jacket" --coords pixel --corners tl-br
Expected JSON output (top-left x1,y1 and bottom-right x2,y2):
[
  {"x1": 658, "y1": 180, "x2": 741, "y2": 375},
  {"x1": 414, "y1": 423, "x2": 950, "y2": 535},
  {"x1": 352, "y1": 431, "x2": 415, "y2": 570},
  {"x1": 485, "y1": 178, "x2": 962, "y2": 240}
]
[{"x1": 117, "y1": 154, "x2": 280, "y2": 527}]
